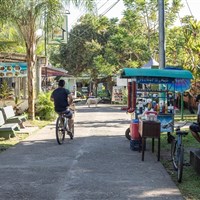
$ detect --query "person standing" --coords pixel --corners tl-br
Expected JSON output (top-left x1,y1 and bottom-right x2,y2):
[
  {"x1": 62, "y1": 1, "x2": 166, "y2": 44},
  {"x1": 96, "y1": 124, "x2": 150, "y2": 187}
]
[{"x1": 189, "y1": 94, "x2": 200, "y2": 143}]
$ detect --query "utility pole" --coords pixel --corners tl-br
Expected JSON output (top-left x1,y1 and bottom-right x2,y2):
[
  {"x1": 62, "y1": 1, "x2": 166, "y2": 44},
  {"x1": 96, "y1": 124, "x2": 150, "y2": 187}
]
[
  {"x1": 158, "y1": 0, "x2": 165, "y2": 69},
  {"x1": 44, "y1": 10, "x2": 48, "y2": 90}
]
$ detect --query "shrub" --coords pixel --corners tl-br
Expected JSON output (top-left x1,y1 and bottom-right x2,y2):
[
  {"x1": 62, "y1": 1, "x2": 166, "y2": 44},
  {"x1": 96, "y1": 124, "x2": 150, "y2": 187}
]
[
  {"x1": 0, "y1": 80, "x2": 13, "y2": 105},
  {"x1": 35, "y1": 92, "x2": 56, "y2": 120},
  {"x1": 122, "y1": 89, "x2": 128, "y2": 104}
]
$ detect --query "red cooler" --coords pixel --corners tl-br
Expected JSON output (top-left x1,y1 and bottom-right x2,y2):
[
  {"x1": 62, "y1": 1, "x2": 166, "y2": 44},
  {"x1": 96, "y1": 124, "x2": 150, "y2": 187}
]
[{"x1": 130, "y1": 119, "x2": 140, "y2": 140}]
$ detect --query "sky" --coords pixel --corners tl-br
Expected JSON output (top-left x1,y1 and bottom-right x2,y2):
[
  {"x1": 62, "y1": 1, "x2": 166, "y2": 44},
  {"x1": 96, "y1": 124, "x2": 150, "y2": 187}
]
[
  {"x1": 67, "y1": 0, "x2": 200, "y2": 30},
  {"x1": 176, "y1": 0, "x2": 200, "y2": 25},
  {"x1": 67, "y1": 0, "x2": 125, "y2": 30}
]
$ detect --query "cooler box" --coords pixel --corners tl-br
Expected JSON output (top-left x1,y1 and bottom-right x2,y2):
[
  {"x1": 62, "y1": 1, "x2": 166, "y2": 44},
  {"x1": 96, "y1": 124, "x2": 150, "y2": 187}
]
[{"x1": 130, "y1": 119, "x2": 140, "y2": 140}]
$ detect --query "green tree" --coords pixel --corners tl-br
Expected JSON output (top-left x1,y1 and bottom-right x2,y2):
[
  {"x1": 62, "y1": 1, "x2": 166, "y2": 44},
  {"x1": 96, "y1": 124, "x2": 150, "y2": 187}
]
[
  {"x1": 0, "y1": 80, "x2": 13, "y2": 106},
  {"x1": 166, "y1": 16, "x2": 200, "y2": 80},
  {"x1": 56, "y1": 0, "x2": 183, "y2": 77},
  {"x1": 54, "y1": 14, "x2": 120, "y2": 94},
  {"x1": 0, "y1": 0, "x2": 95, "y2": 119},
  {"x1": 0, "y1": 23, "x2": 26, "y2": 52},
  {"x1": 123, "y1": 0, "x2": 182, "y2": 57}
]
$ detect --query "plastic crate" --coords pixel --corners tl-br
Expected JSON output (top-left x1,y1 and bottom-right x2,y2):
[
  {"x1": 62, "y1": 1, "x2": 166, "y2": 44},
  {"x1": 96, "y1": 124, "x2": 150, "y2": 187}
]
[{"x1": 130, "y1": 139, "x2": 141, "y2": 151}]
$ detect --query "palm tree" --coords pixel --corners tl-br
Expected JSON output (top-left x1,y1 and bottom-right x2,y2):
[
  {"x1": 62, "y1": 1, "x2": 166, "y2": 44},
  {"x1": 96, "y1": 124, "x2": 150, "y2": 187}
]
[{"x1": 0, "y1": 0, "x2": 95, "y2": 119}]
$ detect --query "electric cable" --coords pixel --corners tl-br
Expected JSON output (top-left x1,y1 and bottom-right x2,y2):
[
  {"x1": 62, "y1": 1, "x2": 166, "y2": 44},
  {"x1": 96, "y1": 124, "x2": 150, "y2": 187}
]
[
  {"x1": 185, "y1": 0, "x2": 193, "y2": 17},
  {"x1": 98, "y1": 0, "x2": 110, "y2": 11},
  {"x1": 68, "y1": 0, "x2": 110, "y2": 28},
  {"x1": 68, "y1": 0, "x2": 121, "y2": 39},
  {"x1": 100, "y1": 0, "x2": 120, "y2": 16}
]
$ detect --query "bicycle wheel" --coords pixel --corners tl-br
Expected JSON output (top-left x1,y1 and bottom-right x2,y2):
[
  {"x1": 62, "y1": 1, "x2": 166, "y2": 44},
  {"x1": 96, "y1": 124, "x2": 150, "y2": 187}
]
[
  {"x1": 56, "y1": 116, "x2": 65, "y2": 145},
  {"x1": 171, "y1": 139, "x2": 178, "y2": 170},
  {"x1": 177, "y1": 146, "x2": 184, "y2": 183},
  {"x1": 125, "y1": 127, "x2": 131, "y2": 140}
]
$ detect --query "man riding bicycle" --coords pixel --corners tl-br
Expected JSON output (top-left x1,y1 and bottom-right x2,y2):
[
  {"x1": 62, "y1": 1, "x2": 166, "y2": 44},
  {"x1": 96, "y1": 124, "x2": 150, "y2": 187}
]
[{"x1": 51, "y1": 79, "x2": 74, "y2": 136}]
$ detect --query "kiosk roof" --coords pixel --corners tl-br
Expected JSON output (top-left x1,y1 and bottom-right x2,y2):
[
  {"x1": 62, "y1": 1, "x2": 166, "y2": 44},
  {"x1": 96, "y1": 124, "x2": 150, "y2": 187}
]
[{"x1": 120, "y1": 68, "x2": 193, "y2": 79}]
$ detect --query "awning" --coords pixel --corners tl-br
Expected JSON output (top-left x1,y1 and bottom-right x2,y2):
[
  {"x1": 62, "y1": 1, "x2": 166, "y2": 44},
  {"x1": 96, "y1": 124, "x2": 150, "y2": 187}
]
[
  {"x1": 42, "y1": 66, "x2": 71, "y2": 77},
  {"x1": 120, "y1": 68, "x2": 193, "y2": 79}
]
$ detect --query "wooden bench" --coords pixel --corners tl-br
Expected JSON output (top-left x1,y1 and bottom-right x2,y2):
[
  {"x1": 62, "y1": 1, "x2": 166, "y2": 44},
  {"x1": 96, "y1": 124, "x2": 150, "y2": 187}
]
[
  {"x1": 1, "y1": 106, "x2": 26, "y2": 128},
  {"x1": 0, "y1": 110, "x2": 20, "y2": 139}
]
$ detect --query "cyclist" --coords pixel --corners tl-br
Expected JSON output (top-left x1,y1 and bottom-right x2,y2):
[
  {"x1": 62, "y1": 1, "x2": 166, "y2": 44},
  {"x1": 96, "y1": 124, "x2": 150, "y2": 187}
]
[
  {"x1": 51, "y1": 79, "x2": 74, "y2": 136},
  {"x1": 189, "y1": 94, "x2": 200, "y2": 143}
]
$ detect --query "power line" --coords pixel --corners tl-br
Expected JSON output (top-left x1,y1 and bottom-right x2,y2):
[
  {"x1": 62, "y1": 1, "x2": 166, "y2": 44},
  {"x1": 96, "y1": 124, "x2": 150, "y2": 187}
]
[
  {"x1": 68, "y1": 0, "x2": 110, "y2": 29},
  {"x1": 97, "y1": 0, "x2": 110, "y2": 12},
  {"x1": 185, "y1": 0, "x2": 193, "y2": 17},
  {"x1": 100, "y1": 0, "x2": 120, "y2": 16},
  {"x1": 68, "y1": 0, "x2": 121, "y2": 39},
  {"x1": 98, "y1": 0, "x2": 109, "y2": 10}
]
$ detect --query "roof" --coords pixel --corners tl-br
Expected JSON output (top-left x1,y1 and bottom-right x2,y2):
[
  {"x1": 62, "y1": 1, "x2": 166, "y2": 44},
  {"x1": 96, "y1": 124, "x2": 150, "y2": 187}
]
[
  {"x1": 42, "y1": 66, "x2": 72, "y2": 77},
  {"x1": 120, "y1": 68, "x2": 193, "y2": 79},
  {"x1": 141, "y1": 58, "x2": 159, "y2": 69}
]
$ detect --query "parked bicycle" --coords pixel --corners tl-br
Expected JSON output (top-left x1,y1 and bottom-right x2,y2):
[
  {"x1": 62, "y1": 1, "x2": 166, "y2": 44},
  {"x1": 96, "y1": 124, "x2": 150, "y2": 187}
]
[
  {"x1": 55, "y1": 109, "x2": 74, "y2": 145},
  {"x1": 170, "y1": 122, "x2": 188, "y2": 183}
]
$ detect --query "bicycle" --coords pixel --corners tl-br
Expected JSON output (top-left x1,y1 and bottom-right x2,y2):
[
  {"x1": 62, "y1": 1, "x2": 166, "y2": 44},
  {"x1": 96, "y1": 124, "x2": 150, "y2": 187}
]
[
  {"x1": 55, "y1": 109, "x2": 74, "y2": 145},
  {"x1": 170, "y1": 122, "x2": 188, "y2": 183}
]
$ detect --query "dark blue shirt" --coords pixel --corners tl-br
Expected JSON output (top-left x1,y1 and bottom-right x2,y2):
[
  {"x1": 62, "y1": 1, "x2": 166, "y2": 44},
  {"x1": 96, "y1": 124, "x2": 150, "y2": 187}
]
[{"x1": 51, "y1": 87, "x2": 70, "y2": 112}]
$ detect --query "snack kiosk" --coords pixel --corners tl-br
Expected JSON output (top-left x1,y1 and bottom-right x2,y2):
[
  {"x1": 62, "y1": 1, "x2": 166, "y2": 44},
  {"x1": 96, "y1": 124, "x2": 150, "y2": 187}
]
[{"x1": 120, "y1": 68, "x2": 193, "y2": 160}]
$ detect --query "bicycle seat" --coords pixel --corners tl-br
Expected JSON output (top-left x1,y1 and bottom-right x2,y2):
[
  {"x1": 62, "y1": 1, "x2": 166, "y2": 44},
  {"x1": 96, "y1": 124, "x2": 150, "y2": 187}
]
[{"x1": 176, "y1": 130, "x2": 188, "y2": 136}]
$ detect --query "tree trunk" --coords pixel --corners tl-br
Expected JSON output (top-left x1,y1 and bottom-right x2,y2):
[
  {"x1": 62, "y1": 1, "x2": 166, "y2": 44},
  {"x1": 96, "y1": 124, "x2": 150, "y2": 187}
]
[{"x1": 26, "y1": 41, "x2": 36, "y2": 120}]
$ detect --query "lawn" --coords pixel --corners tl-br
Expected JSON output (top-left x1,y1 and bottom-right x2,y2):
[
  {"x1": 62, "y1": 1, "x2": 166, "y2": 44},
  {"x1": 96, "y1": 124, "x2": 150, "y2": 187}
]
[{"x1": 160, "y1": 129, "x2": 200, "y2": 200}]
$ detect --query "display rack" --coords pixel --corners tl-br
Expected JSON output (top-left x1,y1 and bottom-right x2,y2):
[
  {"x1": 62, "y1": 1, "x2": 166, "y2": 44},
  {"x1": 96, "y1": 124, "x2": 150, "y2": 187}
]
[{"x1": 135, "y1": 80, "x2": 175, "y2": 133}]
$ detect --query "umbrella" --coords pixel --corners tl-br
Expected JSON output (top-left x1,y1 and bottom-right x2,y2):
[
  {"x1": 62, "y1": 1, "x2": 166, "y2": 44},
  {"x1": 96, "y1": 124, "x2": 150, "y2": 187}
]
[{"x1": 168, "y1": 78, "x2": 191, "y2": 120}]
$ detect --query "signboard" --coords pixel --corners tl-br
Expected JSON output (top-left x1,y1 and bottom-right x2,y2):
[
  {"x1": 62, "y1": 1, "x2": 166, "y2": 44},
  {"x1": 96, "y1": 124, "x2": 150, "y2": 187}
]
[
  {"x1": 137, "y1": 77, "x2": 174, "y2": 84},
  {"x1": 157, "y1": 114, "x2": 173, "y2": 133},
  {"x1": 112, "y1": 86, "x2": 124, "y2": 103},
  {"x1": 48, "y1": 15, "x2": 68, "y2": 45},
  {"x1": 0, "y1": 62, "x2": 27, "y2": 77}
]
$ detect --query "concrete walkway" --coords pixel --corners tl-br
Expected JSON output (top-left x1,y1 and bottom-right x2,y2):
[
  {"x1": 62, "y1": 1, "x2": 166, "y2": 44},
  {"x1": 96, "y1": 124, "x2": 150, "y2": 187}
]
[{"x1": 0, "y1": 104, "x2": 183, "y2": 200}]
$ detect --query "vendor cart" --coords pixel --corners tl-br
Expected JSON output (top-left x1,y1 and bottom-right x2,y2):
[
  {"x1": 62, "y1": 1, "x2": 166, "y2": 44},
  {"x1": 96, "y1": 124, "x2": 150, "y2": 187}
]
[{"x1": 120, "y1": 68, "x2": 193, "y2": 151}]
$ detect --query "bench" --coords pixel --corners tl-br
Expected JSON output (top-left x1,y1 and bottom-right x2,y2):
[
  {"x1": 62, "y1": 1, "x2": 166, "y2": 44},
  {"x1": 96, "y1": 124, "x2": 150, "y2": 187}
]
[
  {"x1": 0, "y1": 110, "x2": 20, "y2": 139},
  {"x1": 1, "y1": 106, "x2": 26, "y2": 128}
]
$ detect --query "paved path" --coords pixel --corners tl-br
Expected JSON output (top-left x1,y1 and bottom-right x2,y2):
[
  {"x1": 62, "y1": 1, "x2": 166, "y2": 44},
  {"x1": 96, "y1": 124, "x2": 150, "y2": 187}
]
[{"x1": 0, "y1": 105, "x2": 183, "y2": 200}]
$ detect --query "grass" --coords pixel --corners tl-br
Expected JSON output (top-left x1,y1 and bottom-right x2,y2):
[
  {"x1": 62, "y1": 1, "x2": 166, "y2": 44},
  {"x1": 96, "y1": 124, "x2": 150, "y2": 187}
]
[
  {"x1": 0, "y1": 133, "x2": 29, "y2": 152},
  {"x1": 0, "y1": 119, "x2": 52, "y2": 153},
  {"x1": 160, "y1": 130, "x2": 200, "y2": 200},
  {"x1": 28, "y1": 119, "x2": 52, "y2": 128}
]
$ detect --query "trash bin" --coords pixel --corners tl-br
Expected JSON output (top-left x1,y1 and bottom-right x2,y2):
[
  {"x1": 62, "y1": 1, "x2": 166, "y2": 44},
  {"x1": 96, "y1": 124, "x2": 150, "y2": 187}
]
[{"x1": 130, "y1": 119, "x2": 140, "y2": 140}]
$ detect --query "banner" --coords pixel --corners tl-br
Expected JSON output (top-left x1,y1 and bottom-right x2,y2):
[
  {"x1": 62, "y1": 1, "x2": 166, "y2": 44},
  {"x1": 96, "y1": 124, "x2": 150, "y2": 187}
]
[
  {"x1": 0, "y1": 62, "x2": 27, "y2": 77},
  {"x1": 112, "y1": 86, "x2": 124, "y2": 103}
]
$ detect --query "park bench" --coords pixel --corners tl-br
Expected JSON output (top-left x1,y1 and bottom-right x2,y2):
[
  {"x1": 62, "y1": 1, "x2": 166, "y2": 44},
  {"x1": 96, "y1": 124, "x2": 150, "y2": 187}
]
[
  {"x1": 1, "y1": 106, "x2": 26, "y2": 128},
  {"x1": 0, "y1": 110, "x2": 20, "y2": 139}
]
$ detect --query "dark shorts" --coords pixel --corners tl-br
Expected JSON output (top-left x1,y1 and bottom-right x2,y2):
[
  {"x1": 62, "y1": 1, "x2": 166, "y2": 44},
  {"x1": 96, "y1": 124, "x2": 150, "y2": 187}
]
[
  {"x1": 189, "y1": 122, "x2": 200, "y2": 133},
  {"x1": 57, "y1": 110, "x2": 73, "y2": 119}
]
